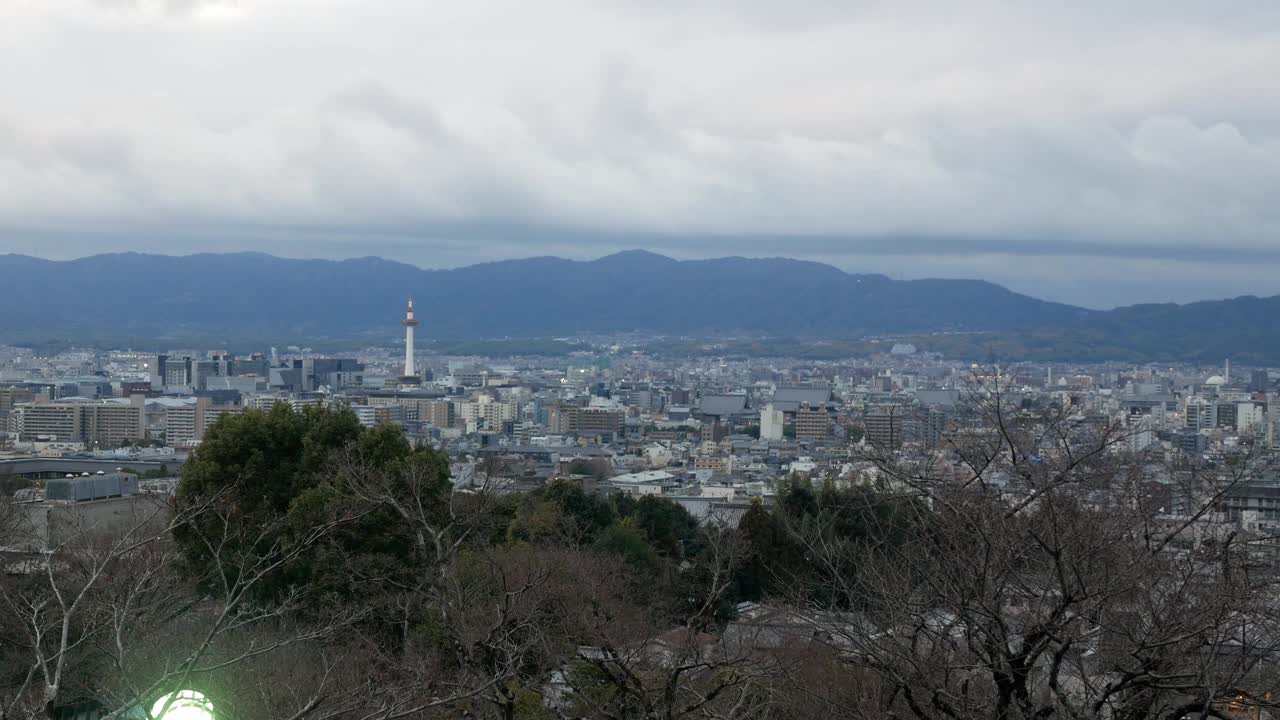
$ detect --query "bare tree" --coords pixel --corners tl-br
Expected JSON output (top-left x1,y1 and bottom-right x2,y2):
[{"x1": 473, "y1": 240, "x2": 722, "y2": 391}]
[
  {"x1": 0, "y1": 484, "x2": 375, "y2": 720},
  {"x1": 554, "y1": 522, "x2": 779, "y2": 720},
  {"x1": 782, "y1": 376, "x2": 1280, "y2": 720}
]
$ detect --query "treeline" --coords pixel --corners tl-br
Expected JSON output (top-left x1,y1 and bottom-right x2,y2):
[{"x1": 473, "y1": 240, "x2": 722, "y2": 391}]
[
  {"x1": 175, "y1": 405, "x2": 918, "y2": 627},
  {"x1": 1, "y1": 404, "x2": 920, "y2": 720},
  {"x1": 7, "y1": 400, "x2": 1280, "y2": 719}
]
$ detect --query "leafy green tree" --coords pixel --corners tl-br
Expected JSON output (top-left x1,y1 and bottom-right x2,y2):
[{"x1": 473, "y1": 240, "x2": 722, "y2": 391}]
[
  {"x1": 611, "y1": 492, "x2": 637, "y2": 520},
  {"x1": 732, "y1": 482, "x2": 923, "y2": 606},
  {"x1": 178, "y1": 403, "x2": 362, "y2": 517},
  {"x1": 566, "y1": 458, "x2": 594, "y2": 476},
  {"x1": 776, "y1": 474, "x2": 819, "y2": 519},
  {"x1": 542, "y1": 479, "x2": 616, "y2": 538},
  {"x1": 566, "y1": 457, "x2": 612, "y2": 480},
  {"x1": 285, "y1": 423, "x2": 458, "y2": 607},
  {"x1": 507, "y1": 496, "x2": 571, "y2": 544},
  {"x1": 629, "y1": 495, "x2": 698, "y2": 558},
  {"x1": 817, "y1": 483, "x2": 920, "y2": 549},
  {"x1": 594, "y1": 522, "x2": 657, "y2": 572},
  {"x1": 174, "y1": 404, "x2": 365, "y2": 595},
  {"x1": 734, "y1": 499, "x2": 805, "y2": 601}
]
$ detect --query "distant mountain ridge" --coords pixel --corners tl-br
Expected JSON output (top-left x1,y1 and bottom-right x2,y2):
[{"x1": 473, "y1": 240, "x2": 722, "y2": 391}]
[
  {"x1": 0, "y1": 250, "x2": 1090, "y2": 339},
  {"x1": 0, "y1": 250, "x2": 1275, "y2": 362}
]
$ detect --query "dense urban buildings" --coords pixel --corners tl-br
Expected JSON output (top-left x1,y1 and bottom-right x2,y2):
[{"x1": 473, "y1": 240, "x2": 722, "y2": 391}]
[
  {"x1": 6, "y1": 304, "x2": 1280, "y2": 719},
  {"x1": 4, "y1": 315, "x2": 1279, "y2": 531}
]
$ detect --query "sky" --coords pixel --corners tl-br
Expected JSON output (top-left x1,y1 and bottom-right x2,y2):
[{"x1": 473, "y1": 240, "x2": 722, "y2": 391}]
[{"x1": 1, "y1": 1, "x2": 1279, "y2": 309}]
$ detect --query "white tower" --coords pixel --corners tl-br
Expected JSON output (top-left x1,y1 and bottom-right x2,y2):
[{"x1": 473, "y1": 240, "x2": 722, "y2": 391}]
[{"x1": 401, "y1": 297, "x2": 420, "y2": 380}]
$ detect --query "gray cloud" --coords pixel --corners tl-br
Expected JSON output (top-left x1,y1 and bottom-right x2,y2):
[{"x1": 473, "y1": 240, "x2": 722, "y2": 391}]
[{"x1": 0, "y1": 0, "x2": 1278, "y2": 307}]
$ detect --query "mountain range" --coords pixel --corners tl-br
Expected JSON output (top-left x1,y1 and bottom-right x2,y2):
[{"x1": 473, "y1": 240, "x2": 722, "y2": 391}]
[{"x1": 0, "y1": 250, "x2": 1275, "y2": 363}]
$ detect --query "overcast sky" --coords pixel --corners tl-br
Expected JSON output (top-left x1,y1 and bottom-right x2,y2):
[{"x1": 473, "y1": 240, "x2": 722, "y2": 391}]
[{"x1": 1, "y1": 1, "x2": 1278, "y2": 308}]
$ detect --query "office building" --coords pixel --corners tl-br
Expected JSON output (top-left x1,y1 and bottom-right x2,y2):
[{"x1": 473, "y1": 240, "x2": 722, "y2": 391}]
[
  {"x1": 12, "y1": 398, "x2": 145, "y2": 447},
  {"x1": 795, "y1": 403, "x2": 831, "y2": 441},
  {"x1": 270, "y1": 359, "x2": 364, "y2": 392},
  {"x1": 760, "y1": 403, "x2": 784, "y2": 442},
  {"x1": 865, "y1": 406, "x2": 907, "y2": 449}
]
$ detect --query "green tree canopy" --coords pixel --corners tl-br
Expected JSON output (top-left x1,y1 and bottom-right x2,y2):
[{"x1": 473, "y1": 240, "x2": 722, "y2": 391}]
[
  {"x1": 628, "y1": 495, "x2": 699, "y2": 559},
  {"x1": 174, "y1": 404, "x2": 437, "y2": 601},
  {"x1": 177, "y1": 403, "x2": 363, "y2": 517},
  {"x1": 543, "y1": 479, "x2": 616, "y2": 537},
  {"x1": 594, "y1": 522, "x2": 657, "y2": 573}
]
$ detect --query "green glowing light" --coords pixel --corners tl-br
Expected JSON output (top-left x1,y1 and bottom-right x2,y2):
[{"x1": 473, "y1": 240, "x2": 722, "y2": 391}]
[{"x1": 150, "y1": 690, "x2": 214, "y2": 720}]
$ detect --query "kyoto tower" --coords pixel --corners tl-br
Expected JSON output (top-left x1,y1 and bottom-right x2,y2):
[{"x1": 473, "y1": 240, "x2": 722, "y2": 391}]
[{"x1": 401, "y1": 297, "x2": 420, "y2": 383}]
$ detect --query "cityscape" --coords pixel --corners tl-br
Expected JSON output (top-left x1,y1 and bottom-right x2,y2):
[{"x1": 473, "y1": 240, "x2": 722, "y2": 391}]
[
  {"x1": 4, "y1": 298, "x2": 1279, "y2": 511},
  {"x1": 5, "y1": 284, "x2": 1280, "y2": 717},
  {"x1": 4, "y1": 1, "x2": 1280, "y2": 719}
]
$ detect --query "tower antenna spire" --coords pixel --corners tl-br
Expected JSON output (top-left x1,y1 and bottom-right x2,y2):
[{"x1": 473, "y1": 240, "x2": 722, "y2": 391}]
[{"x1": 401, "y1": 296, "x2": 421, "y2": 384}]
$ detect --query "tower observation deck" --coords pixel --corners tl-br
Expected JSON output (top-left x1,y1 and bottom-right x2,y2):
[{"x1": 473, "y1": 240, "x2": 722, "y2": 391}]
[{"x1": 401, "y1": 297, "x2": 420, "y2": 384}]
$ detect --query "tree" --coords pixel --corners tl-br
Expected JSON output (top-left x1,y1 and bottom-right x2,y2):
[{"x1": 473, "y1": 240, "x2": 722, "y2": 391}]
[
  {"x1": 786, "y1": 376, "x2": 1280, "y2": 720},
  {"x1": 541, "y1": 480, "x2": 616, "y2": 541},
  {"x1": 594, "y1": 522, "x2": 658, "y2": 572},
  {"x1": 628, "y1": 496, "x2": 699, "y2": 559},
  {"x1": 566, "y1": 458, "x2": 612, "y2": 482},
  {"x1": 559, "y1": 523, "x2": 775, "y2": 720},
  {"x1": 845, "y1": 423, "x2": 865, "y2": 444},
  {"x1": 0, "y1": 486, "x2": 365, "y2": 720},
  {"x1": 734, "y1": 500, "x2": 800, "y2": 602},
  {"x1": 177, "y1": 403, "x2": 363, "y2": 518},
  {"x1": 0, "y1": 434, "x2": 598, "y2": 720},
  {"x1": 173, "y1": 404, "x2": 376, "y2": 599}
]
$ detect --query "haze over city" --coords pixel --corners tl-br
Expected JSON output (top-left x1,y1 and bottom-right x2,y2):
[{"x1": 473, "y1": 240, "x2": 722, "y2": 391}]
[
  {"x1": 11, "y1": 3, "x2": 1280, "y2": 720},
  {"x1": 3, "y1": 1, "x2": 1280, "y2": 307}
]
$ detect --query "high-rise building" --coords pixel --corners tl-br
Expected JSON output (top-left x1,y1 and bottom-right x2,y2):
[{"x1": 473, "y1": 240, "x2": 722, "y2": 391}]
[
  {"x1": 760, "y1": 403, "x2": 784, "y2": 441},
  {"x1": 163, "y1": 357, "x2": 193, "y2": 389},
  {"x1": 86, "y1": 399, "x2": 147, "y2": 447},
  {"x1": 149, "y1": 354, "x2": 168, "y2": 390},
  {"x1": 202, "y1": 404, "x2": 245, "y2": 429},
  {"x1": 12, "y1": 398, "x2": 144, "y2": 447},
  {"x1": 795, "y1": 403, "x2": 831, "y2": 441},
  {"x1": 549, "y1": 403, "x2": 624, "y2": 436},
  {"x1": 420, "y1": 399, "x2": 453, "y2": 428},
  {"x1": 1216, "y1": 403, "x2": 1238, "y2": 430},
  {"x1": 164, "y1": 401, "x2": 201, "y2": 446},
  {"x1": 865, "y1": 406, "x2": 906, "y2": 449},
  {"x1": 0, "y1": 386, "x2": 36, "y2": 410},
  {"x1": 12, "y1": 403, "x2": 83, "y2": 442},
  {"x1": 458, "y1": 395, "x2": 517, "y2": 432},
  {"x1": 158, "y1": 396, "x2": 244, "y2": 446},
  {"x1": 1185, "y1": 400, "x2": 1214, "y2": 432},
  {"x1": 702, "y1": 417, "x2": 727, "y2": 443},
  {"x1": 270, "y1": 359, "x2": 364, "y2": 392},
  {"x1": 352, "y1": 405, "x2": 378, "y2": 428},
  {"x1": 1250, "y1": 370, "x2": 1270, "y2": 393},
  {"x1": 1173, "y1": 431, "x2": 1208, "y2": 455},
  {"x1": 909, "y1": 407, "x2": 947, "y2": 449},
  {"x1": 1236, "y1": 402, "x2": 1267, "y2": 433}
]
